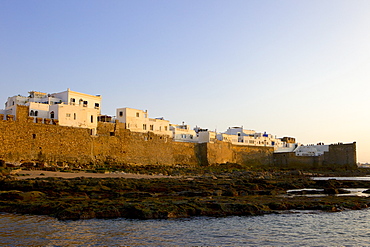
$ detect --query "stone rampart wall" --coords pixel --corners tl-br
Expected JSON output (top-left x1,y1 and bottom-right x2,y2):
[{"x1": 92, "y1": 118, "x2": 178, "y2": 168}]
[
  {"x1": 2, "y1": 105, "x2": 352, "y2": 169},
  {"x1": 202, "y1": 142, "x2": 273, "y2": 166},
  {"x1": 3, "y1": 110, "x2": 269, "y2": 167},
  {"x1": 273, "y1": 142, "x2": 357, "y2": 169},
  {"x1": 324, "y1": 143, "x2": 357, "y2": 166}
]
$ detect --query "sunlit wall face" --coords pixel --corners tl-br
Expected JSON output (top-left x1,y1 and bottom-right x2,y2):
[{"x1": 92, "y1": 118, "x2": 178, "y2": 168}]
[{"x1": 1, "y1": 0, "x2": 369, "y2": 162}]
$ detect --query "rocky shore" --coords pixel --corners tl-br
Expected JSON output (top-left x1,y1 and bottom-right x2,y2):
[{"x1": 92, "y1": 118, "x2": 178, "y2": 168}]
[{"x1": 1, "y1": 167, "x2": 370, "y2": 220}]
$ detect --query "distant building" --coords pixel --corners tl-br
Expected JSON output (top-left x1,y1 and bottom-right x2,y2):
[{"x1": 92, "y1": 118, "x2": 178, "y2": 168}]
[
  {"x1": 170, "y1": 123, "x2": 198, "y2": 142},
  {"x1": 1, "y1": 88, "x2": 101, "y2": 134},
  {"x1": 116, "y1": 107, "x2": 172, "y2": 137},
  {"x1": 216, "y1": 127, "x2": 296, "y2": 151},
  {"x1": 294, "y1": 144, "x2": 329, "y2": 156}
]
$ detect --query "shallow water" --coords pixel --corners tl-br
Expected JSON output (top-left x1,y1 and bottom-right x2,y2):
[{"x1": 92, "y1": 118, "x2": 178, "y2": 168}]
[
  {"x1": 312, "y1": 176, "x2": 370, "y2": 181},
  {"x1": 1, "y1": 209, "x2": 370, "y2": 246}
]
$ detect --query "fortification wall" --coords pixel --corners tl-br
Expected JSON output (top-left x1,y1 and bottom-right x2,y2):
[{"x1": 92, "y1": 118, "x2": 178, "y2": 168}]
[
  {"x1": 273, "y1": 152, "x2": 323, "y2": 169},
  {"x1": 323, "y1": 143, "x2": 357, "y2": 167},
  {"x1": 4, "y1": 105, "x2": 353, "y2": 169},
  {"x1": 0, "y1": 112, "x2": 275, "y2": 168},
  {"x1": 203, "y1": 141, "x2": 273, "y2": 166},
  {"x1": 273, "y1": 142, "x2": 357, "y2": 169}
]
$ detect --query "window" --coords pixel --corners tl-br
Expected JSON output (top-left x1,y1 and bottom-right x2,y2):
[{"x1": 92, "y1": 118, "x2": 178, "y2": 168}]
[
  {"x1": 136, "y1": 112, "x2": 140, "y2": 117},
  {"x1": 35, "y1": 111, "x2": 38, "y2": 116},
  {"x1": 150, "y1": 125, "x2": 154, "y2": 131},
  {"x1": 164, "y1": 126, "x2": 168, "y2": 131},
  {"x1": 70, "y1": 98, "x2": 76, "y2": 105},
  {"x1": 50, "y1": 111, "x2": 55, "y2": 119},
  {"x1": 91, "y1": 115, "x2": 94, "y2": 123},
  {"x1": 83, "y1": 101, "x2": 88, "y2": 107},
  {"x1": 66, "y1": 113, "x2": 71, "y2": 117},
  {"x1": 30, "y1": 110, "x2": 34, "y2": 116},
  {"x1": 143, "y1": 124, "x2": 147, "y2": 130},
  {"x1": 74, "y1": 113, "x2": 76, "y2": 120},
  {"x1": 119, "y1": 111, "x2": 123, "y2": 117},
  {"x1": 95, "y1": 103, "x2": 100, "y2": 108}
]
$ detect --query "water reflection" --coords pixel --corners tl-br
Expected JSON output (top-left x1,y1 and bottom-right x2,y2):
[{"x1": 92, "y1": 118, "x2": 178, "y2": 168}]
[
  {"x1": 1, "y1": 209, "x2": 370, "y2": 246},
  {"x1": 312, "y1": 177, "x2": 370, "y2": 181}
]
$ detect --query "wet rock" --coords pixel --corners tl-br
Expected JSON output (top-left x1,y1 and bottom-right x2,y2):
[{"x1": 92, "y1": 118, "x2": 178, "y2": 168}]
[
  {"x1": 122, "y1": 192, "x2": 153, "y2": 198},
  {"x1": 178, "y1": 191, "x2": 212, "y2": 197}
]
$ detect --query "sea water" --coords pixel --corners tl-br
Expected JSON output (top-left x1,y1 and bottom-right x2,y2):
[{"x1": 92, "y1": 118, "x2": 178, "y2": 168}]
[{"x1": 1, "y1": 209, "x2": 370, "y2": 246}]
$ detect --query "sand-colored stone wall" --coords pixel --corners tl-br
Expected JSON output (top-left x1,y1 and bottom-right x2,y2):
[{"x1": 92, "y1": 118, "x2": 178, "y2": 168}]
[
  {"x1": 200, "y1": 141, "x2": 273, "y2": 166},
  {"x1": 0, "y1": 112, "x2": 203, "y2": 167},
  {"x1": 0, "y1": 105, "x2": 279, "y2": 168},
  {"x1": 0, "y1": 106, "x2": 356, "y2": 169}
]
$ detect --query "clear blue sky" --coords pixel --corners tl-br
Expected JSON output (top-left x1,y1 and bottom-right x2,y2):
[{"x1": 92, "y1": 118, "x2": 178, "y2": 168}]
[{"x1": 1, "y1": 0, "x2": 370, "y2": 162}]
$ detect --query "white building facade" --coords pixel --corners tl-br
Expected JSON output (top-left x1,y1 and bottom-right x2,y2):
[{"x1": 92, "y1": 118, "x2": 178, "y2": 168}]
[
  {"x1": 217, "y1": 127, "x2": 291, "y2": 149},
  {"x1": 116, "y1": 107, "x2": 172, "y2": 137},
  {"x1": 170, "y1": 123, "x2": 198, "y2": 142},
  {"x1": 2, "y1": 89, "x2": 101, "y2": 134},
  {"x1": 294, "y1": 144, "x2": 329, "y2": 156}
]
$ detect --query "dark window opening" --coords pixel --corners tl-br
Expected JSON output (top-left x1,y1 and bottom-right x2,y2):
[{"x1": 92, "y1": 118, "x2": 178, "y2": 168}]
[
  {"x1": 95, "y1": 103, "x2": 100, "y2": 108},
  {"x1": 30, "y1": 110, "x2": 34, "y2": 116},
  {"x1": 110, "y1": 132, "x2": 115, "y2": 136},
  {"x1": 91, "y1": 115, "x2": 94, "y2": 123},
  {"x1": 32, "y1": 134, "x2": 36, "y2": 139},
  {"x1": 50, "y1": 111, "x2": 55, "y2": 119},
  {"x1": 35, "y1": 111, "x2": 38, "y2": 116},
  {"x1": 119, "y1": 111, "x2": 123, "y2": 117}
]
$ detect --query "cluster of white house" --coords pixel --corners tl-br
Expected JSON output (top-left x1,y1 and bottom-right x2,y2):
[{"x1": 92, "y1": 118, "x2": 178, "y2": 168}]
[{"x1": 0, "y1": 89, "x2": 330, "y2": 156}]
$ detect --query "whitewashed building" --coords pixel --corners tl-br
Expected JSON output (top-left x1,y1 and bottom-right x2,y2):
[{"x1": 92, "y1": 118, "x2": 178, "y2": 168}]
[
  {"x1": 2, "y1": 89, "x2": 101, "y2": 134},
  {"x1": 219, "y1": 127, "x2": 277, "y2": 147},
  {"x1": 116, "y1": 107, "x2": 172, "y2": 137},
  {"x1": 170, "y1": 123, "x2": 198, "y2": 142},
  {"x1": 294, "y1": 144, "x2": 329, "y2": 156}
]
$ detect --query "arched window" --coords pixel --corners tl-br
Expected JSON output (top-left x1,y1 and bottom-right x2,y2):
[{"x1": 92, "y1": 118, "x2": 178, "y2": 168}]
[
  {"x1": 30, "y1": 110, "x2": 34, "y2": 116},
  {"x1": 50, "y1": 111, "x2": 55, "y2": 119},
  {"x1": 34, "y1": 111, "x2": 38, "y2": 117}
]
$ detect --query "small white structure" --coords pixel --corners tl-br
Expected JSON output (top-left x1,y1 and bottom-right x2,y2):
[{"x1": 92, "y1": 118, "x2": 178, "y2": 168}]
[
  {"x1": 274, "y1": 142, "x2": 297, "y2": 153},
  {"x1": 294, "y1": 144, "x2": 329, "y2": 156},
  {"x1": 170, "y1": 123, "x2": 198, "y2": 142},
  {"x1": 193, "y1": 127, "x2": 216, "y2": 143},
  {"x1": 116, "y1": 107, "x2": 172, "y2": 137},
  {"x1": 2, "y1": 89, "x2": 101, "y2": 134}
]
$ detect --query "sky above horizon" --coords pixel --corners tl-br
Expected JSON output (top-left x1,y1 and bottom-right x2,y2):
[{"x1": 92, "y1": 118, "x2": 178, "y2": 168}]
[{"x1": 1, "y1": 0, "x2": 370, "y2": 162}]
